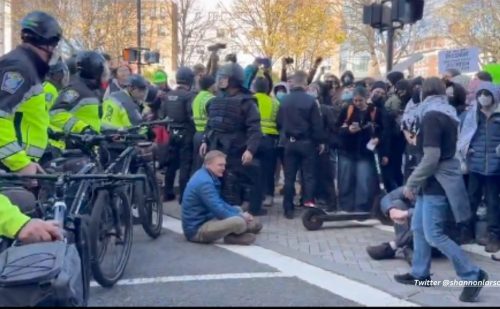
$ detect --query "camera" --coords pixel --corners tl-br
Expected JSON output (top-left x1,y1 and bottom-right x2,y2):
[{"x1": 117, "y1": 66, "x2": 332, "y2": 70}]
[
  {"x1": 256, "y1": 57, "x2": 271, "y2": 69},
  {"x1": 225, "y1": 53, "x2": 237, "y2": 63},
  {"x1": 284, "y1": 57, "x2": 294, "y2": 65},
  {"x1": 208, "y1": 43, "x2": 227, "y2": 52}
]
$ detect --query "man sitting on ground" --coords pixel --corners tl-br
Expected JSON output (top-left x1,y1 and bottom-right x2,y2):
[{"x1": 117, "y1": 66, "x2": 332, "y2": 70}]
[{"x1": 181, "y1": 150, "x2": 263, "y2": 245}]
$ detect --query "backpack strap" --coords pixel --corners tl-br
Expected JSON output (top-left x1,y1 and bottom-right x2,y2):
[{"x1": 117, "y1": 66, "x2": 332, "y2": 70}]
[
  {"x1": 370, "y1": 107, "x2": 377, "y2": 122},
  {"x1": 344, "y1": 104, "x2": 355, "y2": 125}
]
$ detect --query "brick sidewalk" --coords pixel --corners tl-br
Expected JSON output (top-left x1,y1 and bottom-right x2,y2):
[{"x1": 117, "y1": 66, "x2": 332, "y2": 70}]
[{"x1": 164, "y1": 198, "x2": 500, "y2": 306}]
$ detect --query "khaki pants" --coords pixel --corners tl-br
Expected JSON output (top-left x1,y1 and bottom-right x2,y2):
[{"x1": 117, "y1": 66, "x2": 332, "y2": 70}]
[
  {"x1": 1, "y1": 187, "x2": 39, "y2": 218},
  {"x1": 191, "y1": 216, "x2": 247, "y2": 244}
]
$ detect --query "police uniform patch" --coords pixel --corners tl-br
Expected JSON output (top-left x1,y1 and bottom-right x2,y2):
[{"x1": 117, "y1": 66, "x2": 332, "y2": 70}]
[
  {"x1": 1, "y1": 72, "x2": 24, "y2": 94},
  {"x1": 45, "y1": 93, "x2": 54, "y2": 103},
  {"x1": 61, "y1": 89, "x2": 79, "y2": 103}
]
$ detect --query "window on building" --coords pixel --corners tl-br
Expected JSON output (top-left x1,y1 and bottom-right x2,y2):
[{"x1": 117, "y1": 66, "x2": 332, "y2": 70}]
[
  {"x1": 160, "y1": 6, "x2": 168, "y2": 18},
  {"x1": 158, "y1": 25, "x2": 167, "y2": 37}
]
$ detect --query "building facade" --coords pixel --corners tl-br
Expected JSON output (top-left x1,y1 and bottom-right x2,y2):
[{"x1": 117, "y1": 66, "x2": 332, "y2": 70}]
[{"x1": 0, "y1": 0, "x2": 12, "y2": 55}]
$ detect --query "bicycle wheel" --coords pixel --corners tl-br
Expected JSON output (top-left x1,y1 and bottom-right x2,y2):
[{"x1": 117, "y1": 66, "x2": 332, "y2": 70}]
[
  {"x1": 89, "y1": 189, "x2": 133, "y2": 287},
  {"x1": 74, "y1": 215, "x2": 91, "y2": 305},
  {"x1": 134, "y1": 164, "x2": 163, "y2": 238}
]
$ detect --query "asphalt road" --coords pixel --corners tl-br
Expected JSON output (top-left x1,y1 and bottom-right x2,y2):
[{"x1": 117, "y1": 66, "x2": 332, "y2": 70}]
[{"x1": 88, "y1": 223, "x2": 359, "y2": 307}]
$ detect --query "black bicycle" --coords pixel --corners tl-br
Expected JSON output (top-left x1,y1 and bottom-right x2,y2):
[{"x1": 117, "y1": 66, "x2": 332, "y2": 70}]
[{"x1": 51, "y1": 121, "x2": 164, "y2": 240}]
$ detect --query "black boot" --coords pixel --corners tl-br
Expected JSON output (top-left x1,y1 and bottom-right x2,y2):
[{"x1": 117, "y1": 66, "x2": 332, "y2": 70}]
[{"x1": 366, "y1": 243, "x2": 396, "y2": 260}]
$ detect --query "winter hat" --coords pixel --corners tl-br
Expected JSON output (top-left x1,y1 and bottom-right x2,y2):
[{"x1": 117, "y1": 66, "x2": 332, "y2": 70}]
[
  {"x1": 371, "y1": 81, "x2": 387, "y2": 92},
  {"x1": 386, "y1": 71, "x2": 405, "y2": 86},
  {"x1": 199, "y1": 75, "x2": 215, "y2": 91}
]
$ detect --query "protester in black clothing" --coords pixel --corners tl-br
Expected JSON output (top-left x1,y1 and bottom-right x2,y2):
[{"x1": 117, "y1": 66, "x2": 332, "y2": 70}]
[{"x1": 336, "y1": 86, "x2": 384, "y2": 212}]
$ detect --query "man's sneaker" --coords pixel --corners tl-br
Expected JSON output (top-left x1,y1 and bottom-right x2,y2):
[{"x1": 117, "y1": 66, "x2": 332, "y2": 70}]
[
  {"x1": 284, "y1": 210, "x2": 294, "y2": 220},
  {"x1": 485, "y1": 236, "x2": 500, "y2": 253},
  {"x1": 492, "y1": 252, "x2": 500, "y2": 262},
  {"x1": 459, "y1": 269, "x2": 488, "y2": 302},
  {"x1": 366, "y1": 243, "x2": 396, "y2": 260},
  {"x1": 402, "y1": 246, "x2": 413, "y2": 266},
  {"x1": 250, "y1": 209, "x2": 268, "y2": 216},
  {"x1": 476, "y1": 235, "x2": 488, "y2": 246},
  {"x1": 223, "y1": 233, "x2": 256, "y2": 245},
  {"x1": 263, "y1": 196, "x2": 274, "y2": 207},
  {"x1": 394, "y1": 273, "x2": 432, "y2": 287},
  {"x1": 303, "y1": 200, "x2": 316, "y2": 208},
  {"x1": 247, "y1": 221, "x2": 263, "y2": 234},
  {"x1": 241, "y1": 201, "x2": 250, "y2": 212},
  {"x1": 164, "y1": 193, "x2": 176, "y2": 202}
]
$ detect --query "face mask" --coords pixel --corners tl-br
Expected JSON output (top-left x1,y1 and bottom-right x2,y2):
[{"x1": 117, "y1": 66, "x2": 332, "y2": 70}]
[
  {"x1": 276, "y1": 92, "x2": 286, "y2": 102},
  {"x1": 412, "y1": 92, "x2": 421, "y2": 104},
  {"x1": 341, "y1": 90, "x2": 353, "y2": 102},
  {"x1": 478, "y1": 95, "x2": 494, "y2": 107},
  {"x1": 371, "y1": 94, "x2": 385, "y2": 107},
  {"x1": 47, "y1": 42, "x2": 63, "y2": 66}
]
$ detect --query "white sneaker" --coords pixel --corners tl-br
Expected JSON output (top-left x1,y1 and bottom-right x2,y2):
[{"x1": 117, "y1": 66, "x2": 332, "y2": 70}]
[{"x1": 263, "y1": 196, "x2": 274, "y2": 207}]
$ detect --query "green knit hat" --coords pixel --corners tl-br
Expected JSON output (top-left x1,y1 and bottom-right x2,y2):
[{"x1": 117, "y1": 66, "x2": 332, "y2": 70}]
[{"x1": 153, "y1": 70, "x2": 168, "y2": 84}]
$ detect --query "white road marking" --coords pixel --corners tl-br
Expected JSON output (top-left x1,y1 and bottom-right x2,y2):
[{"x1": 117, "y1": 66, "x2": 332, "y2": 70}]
[
  {"x1": 90, "y1": 272, "x2": 292, "y2": 288},
  {"x1": 163, "y1": 216, "x2": 418, "y2": 307}
]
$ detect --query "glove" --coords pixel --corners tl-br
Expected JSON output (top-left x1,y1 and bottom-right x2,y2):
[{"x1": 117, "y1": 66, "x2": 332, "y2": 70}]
[{"x1": 81, "y1": 126, "x2": 98, "y2": 135}]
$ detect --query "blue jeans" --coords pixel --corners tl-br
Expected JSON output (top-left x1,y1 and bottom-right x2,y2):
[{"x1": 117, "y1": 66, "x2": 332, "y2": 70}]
[
  {"x1": 411, "y1": 195, "x2": 480, "y2": 280},
  {"x1": 337, "y1": 154, "x2": 377, "y2": 212}
]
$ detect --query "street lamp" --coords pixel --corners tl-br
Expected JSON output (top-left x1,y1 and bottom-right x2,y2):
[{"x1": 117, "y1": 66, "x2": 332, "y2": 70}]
[
  {"x1": 363, "y1": 0, "x2": 424, "y2": 73},
  {"x1": 137, "y1": 0, "x2": 142, "y2": 73}
]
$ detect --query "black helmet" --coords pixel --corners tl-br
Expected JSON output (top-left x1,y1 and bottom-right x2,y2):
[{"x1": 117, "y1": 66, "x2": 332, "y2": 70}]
[
  {"x1": 49, "y1": 59, "x2": 68, "y2": 75},
  {"x1": 76, "y1": 51, "x2": 107, "y2": 81},
  {"x1": 66, "y1": 54, "x2": 78, "y2": 75},
  {"x1": 217, "y1": 63, "x2": 245, "y2": 88},
  {"x1": 145, "y1": 84, "x2": 159, "y2": 103},
  {"x1": 125, "y1": 74, "x2": 148, "y2": 89},
  {"x1": 176, "y1": 67, "x2": 195, "y2": 87},
  {"x1": 20, "y1": 11, "x2": 62, "y2": 46}
]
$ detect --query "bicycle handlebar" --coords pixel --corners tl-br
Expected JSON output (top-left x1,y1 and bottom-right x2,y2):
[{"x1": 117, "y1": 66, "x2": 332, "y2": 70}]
[{"x1": 0, "y1": 173, "x2": 146, "y2": 182}]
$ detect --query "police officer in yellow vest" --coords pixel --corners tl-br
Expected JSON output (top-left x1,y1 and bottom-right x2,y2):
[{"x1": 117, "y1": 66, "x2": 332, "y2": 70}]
[
  {"x1": 191, "y1": 75, "x2": 216, "y2": 172},
  {"x1": 50, "y1": 51, "x2": 110, "y2": 136},
  {"x1": 101, "y1": 74, "x2": 149, "y2": 130},
  {"x1": 0, "y1": 11, "x2": 62, "y2": 219},
  {"x1": 253, "y1": 77, "x2": 280, "y2": 207},
  {"x1": 43, "y1": 59, "x2": 69, "y2": 157}
]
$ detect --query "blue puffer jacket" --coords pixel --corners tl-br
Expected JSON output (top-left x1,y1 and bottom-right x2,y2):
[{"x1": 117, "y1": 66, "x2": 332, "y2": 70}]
[
  {"x1": 467, "y1": 84, "x2": 500, "y2": 176},
  {"x1": 181, "y1": 167, "x2": 241, "y2": 240}
]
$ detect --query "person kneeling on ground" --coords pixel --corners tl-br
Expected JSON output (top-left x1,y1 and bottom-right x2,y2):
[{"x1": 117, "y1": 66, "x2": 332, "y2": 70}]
[
  {"x1": 366, "y1": 187, "x2": 414, "y2": 264},
  {"x1": 181, "y1": 150, "x2": 263, "y2": 245}
]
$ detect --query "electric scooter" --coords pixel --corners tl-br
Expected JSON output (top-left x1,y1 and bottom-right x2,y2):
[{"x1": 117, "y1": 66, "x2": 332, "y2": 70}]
[{"x1": 302, "y1": 144, "x2": 391, "y2": 231}]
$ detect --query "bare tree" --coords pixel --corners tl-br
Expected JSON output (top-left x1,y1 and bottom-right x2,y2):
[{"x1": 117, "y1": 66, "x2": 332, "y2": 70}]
[
  {"x1": 438, "y1": 0, "x2": 500, "y2": 63},
  {"x1": 167, "y1": 0, "x2": 210, "y2": 67},
  {"x1": 342, "y1": 0, "x2": 423, "y2": 76}
]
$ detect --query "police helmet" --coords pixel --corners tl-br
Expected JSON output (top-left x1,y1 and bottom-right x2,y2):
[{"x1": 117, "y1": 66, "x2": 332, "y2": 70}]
[
  {"x1": 20, "y1": 11, "x2": 62, "y2": 46},
  {"x1": 49, "y1": 59, "x2": 68, "y2": 75},
  {"x1": 216, "y1": 63, "x2": 245, "y2": 88},
  {"x1": 66, "y1": 54, "x2": 78, "y2": 75},
  {"x1": 176, "y1": 67, "x2": 195, "y2": 87},
  {"x1": 145, "y1": 84, "x2": 159, "y2": 104},
  {"x1": 76, "y1": 51, "x2": 107, "y2": 81},
  {"x1": 126, "y1": 74, "x2": 149, "y2": 89}
]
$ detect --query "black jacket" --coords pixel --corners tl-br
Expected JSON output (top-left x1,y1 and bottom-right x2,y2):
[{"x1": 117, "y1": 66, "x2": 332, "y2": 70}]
[
  {"x1": 277, "y1": 88, "x2": 324, "y2": 144},
  {"x1": 336, "y1": 104, "x2": 385, "y2": 159},
  {"x1": 205, "y1": 92, "x2": 262, "y2": 156}
]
